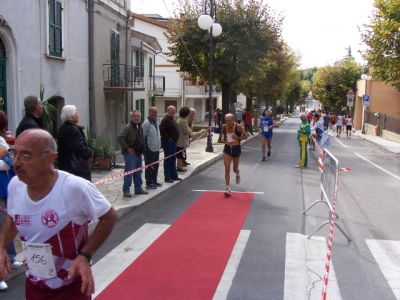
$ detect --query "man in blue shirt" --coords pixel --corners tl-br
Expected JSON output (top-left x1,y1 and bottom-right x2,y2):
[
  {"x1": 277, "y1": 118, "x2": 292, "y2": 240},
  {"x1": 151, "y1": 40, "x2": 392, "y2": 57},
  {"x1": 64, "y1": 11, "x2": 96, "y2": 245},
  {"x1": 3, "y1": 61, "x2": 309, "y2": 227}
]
[
  {"x1": 142, "y1": 107, "x2": 162, "y2": 189},
  {"x1": 259, "y1": 110, "x2": 278, "y2": 161}
]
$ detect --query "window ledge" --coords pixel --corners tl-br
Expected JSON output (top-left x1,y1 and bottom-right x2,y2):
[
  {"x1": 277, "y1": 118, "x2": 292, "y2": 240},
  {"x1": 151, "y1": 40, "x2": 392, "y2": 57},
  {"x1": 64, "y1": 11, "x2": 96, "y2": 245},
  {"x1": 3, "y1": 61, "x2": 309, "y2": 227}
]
[{"x1": 45, "y1": 54, "x2": 66, "y2": 61}]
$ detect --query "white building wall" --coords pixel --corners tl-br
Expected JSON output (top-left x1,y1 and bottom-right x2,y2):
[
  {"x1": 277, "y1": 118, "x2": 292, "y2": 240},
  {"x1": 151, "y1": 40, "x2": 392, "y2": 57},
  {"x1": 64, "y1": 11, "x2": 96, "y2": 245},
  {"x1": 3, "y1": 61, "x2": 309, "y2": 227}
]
[
  {"x1": 93, "y1": 1, "x2": 128, "y2": 146},
  {"x1": 132, "y1": 17, "x2": 182, "y2": 102},
  {"x1": 0, "y1": 0, "x2": 89, "y2": 131}
]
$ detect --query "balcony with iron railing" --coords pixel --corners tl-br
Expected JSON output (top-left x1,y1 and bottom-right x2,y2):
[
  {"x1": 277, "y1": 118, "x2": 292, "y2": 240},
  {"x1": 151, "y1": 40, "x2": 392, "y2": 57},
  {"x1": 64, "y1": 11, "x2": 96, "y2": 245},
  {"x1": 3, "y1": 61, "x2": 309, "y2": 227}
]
[
  {"x1": 103, "y1": 64, "x2": 145, "y2": 91},
  {"x1": 149, "y1": 75, "x2": 165, "y2": 96}
]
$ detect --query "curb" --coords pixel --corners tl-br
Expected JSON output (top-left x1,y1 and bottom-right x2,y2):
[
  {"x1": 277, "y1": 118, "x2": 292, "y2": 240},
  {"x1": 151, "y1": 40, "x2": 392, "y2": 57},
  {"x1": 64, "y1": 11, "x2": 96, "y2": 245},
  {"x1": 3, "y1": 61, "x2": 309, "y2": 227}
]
[{"x1": 353, "y1": 133, "x2": 400, "y2": 155}]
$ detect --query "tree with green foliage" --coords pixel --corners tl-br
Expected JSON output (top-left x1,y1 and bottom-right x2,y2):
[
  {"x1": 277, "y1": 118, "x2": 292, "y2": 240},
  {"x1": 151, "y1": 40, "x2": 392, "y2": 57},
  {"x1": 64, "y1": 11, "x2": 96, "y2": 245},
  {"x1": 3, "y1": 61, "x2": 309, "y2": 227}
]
[
  {"x1": 237, "y1": 39, "x2": 298, "y2": 112},
  {"x1": 165, "y1": 0, "x2": 283, "y2": 117},
  {"x1": 298, "y1": 67, "x2": 317, "y2": 103},
  {"x1": 312, "y1": 59, "x2": 362, "y2": 112},
  {"x1": 361, "y1": 0, "x2": 400, "y2": 89}
]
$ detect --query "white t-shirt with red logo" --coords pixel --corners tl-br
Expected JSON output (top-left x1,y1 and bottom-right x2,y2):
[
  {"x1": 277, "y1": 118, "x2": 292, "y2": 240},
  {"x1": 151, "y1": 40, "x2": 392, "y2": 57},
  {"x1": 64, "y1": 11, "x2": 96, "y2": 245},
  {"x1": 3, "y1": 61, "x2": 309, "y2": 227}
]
[{"x1": 7, "y1": 170, "x2": 111, "y2": 290}]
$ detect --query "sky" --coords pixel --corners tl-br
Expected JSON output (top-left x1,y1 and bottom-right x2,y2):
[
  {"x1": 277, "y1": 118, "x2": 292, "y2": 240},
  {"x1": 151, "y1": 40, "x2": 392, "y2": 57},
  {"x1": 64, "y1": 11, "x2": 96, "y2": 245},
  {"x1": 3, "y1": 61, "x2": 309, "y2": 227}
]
[{"x1": 130, "y1": 0, "x2": 375, "y2": 69}]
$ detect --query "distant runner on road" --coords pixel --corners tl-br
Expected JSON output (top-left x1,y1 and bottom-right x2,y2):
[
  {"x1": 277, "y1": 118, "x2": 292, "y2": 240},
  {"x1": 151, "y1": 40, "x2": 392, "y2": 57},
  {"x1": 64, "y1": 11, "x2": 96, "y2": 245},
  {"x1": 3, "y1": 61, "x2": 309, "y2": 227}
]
[{"x1": 259, "y1": 110, "x2": 279, "y2": 161}]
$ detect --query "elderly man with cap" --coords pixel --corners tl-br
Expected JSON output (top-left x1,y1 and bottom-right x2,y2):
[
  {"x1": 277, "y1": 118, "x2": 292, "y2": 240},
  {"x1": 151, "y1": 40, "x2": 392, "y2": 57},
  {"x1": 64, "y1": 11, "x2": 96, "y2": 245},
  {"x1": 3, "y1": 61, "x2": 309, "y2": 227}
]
[{"x1": 296, "y1": 113, "x2": 311, "y2": 168}]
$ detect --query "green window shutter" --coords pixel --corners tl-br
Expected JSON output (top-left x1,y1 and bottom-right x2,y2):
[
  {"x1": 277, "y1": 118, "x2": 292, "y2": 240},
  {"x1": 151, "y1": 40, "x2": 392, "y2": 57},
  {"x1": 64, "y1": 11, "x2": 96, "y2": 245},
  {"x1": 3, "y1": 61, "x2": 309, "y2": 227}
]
[
  {"x1": 149, "y1": 57, "x2": 153, "y2": 77},
  {"x1": 135, "y1": 99, "x2": 145, "y2": 122},
  {"x1": 48, "y1": 0, "x2": 63, "y2": 57},
  {"x1": 110, "y1": 30, "x2": 120, "y2": 86}
]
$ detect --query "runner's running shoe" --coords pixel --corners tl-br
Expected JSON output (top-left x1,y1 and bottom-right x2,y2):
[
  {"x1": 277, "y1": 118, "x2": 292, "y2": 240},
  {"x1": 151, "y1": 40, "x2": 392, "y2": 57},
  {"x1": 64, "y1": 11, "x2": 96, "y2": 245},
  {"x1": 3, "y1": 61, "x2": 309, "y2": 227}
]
[{"x1": 236, "y1": 174, "x2": 241, "y2": 184}]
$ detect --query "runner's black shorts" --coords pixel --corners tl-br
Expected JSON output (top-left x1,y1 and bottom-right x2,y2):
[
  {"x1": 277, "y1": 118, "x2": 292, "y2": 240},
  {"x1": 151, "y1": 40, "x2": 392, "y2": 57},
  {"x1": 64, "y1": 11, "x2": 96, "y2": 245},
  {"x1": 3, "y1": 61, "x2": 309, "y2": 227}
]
[{"x1": 223, "y1": 144, "x2": 241, "y2": 157}]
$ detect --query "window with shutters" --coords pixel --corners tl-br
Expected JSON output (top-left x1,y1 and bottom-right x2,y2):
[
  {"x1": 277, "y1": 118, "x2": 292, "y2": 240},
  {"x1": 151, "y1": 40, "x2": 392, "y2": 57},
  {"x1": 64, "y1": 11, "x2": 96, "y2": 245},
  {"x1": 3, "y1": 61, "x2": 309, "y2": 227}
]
[
  {"x1": 135, "y1": 99, "x2": 145, "y2": 123},
  {"x1": 149, "y1": 57, "x2": 153, "y2": 77},
  {"x1": 110, "y1": 30, "x2": 120, "y2": 86},
  {"x1": 48, "y1": 0, "x2": 64, "y2": 57},
  {"x1": 135, "y1": 50, "x2": 144, "y2": 77}
]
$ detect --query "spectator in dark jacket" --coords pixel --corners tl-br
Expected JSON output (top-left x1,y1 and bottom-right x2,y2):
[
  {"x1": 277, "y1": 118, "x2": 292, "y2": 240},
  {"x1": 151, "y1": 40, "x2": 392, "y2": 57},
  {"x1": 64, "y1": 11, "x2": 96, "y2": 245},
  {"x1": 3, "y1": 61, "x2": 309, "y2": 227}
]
[
  {"x1": 57, "y1": 105, "x2": 93, "y2": 181},
  {"x1": 16, "y1": 96, "x2": 43, "y2": 137},
  {"x1": 118, "y1": 110, "x2": 147, "y2": 197},
  {"x1": 159, "y1": 105, "x2": 180, "y2": 183}
]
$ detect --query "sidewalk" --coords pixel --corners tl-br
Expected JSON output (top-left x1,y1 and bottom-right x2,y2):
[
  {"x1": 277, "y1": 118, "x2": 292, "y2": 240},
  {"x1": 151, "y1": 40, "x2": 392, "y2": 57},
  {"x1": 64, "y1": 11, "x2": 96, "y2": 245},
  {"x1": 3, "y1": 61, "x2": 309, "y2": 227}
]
[{"x1": 352, "y1": 130, "x2": 400, "y2": 154}]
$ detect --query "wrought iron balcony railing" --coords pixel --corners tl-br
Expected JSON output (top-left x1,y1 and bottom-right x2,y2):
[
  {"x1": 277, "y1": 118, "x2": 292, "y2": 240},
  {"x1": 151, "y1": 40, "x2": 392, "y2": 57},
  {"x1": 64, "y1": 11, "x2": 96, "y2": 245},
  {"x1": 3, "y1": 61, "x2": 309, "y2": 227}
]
[
  {"x1": 103, "y1": 64, "x2": 144, "y2": 89},
  {"x1": 149, "y1": 75, "x2": 165, "y2": 95}
]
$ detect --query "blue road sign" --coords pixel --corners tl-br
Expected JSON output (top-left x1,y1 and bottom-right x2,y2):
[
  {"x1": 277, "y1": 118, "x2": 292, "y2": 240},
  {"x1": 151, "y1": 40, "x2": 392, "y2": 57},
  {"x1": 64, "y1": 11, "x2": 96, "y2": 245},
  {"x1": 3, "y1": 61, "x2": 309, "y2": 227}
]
[{"x1": 362, "y1": 95, "x2": 370, "y2": 106}]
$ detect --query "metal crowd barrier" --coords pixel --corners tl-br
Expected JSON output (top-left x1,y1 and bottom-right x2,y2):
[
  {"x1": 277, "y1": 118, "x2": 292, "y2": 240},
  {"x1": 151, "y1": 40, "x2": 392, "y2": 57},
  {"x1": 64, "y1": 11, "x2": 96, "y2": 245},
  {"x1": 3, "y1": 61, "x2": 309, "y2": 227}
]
[{"x1": 302, "y1": 148, "x2": 351, "y2": 242}]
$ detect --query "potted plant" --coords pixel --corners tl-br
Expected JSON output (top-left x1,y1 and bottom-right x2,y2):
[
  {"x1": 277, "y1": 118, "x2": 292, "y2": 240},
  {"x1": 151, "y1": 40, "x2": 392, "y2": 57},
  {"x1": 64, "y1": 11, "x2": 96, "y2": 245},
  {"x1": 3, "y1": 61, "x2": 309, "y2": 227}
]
[{"x1": 92, "y1": 138, "x2": 113, "y2": 170}]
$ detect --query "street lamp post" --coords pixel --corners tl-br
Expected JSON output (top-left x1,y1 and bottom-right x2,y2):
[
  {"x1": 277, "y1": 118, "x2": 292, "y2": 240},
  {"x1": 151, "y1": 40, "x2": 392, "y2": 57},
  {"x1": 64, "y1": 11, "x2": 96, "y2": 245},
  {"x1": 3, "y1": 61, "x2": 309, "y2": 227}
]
[
  {"x1": 360, "y1": 74, "x2": 371, "y2": 134},
  {"x1": 198, "y1": 1, "x2": 222, "y2": 152}
]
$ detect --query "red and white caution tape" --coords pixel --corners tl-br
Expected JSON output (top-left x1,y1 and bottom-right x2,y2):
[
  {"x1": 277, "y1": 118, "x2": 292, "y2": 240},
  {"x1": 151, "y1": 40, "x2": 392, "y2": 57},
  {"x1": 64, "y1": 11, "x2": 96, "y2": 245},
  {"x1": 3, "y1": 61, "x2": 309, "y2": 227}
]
[
  {"x1": 93, "y1": 128, "x2": 210, "y2": 186},
  {"x1": 321, "y1": 167, "x2": 340, "y2": 300},
  {"x1": 311, "y1": 136, "x2": 325, "y2": 173}
]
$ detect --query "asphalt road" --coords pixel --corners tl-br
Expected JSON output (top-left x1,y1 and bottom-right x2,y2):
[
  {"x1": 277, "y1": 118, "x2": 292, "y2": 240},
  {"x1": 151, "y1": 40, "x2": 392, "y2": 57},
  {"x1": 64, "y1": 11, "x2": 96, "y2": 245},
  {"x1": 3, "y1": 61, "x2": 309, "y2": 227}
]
[{"x1": 2, "y1": 115, "x2": 400, "y2": 299}]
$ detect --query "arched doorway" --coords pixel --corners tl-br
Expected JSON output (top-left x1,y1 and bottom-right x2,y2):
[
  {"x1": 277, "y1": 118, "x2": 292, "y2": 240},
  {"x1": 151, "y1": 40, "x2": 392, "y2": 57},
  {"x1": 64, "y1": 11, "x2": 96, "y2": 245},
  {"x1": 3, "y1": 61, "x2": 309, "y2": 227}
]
[{"x1": 0, "y1": 38, "x2": 6, "y2": 112}]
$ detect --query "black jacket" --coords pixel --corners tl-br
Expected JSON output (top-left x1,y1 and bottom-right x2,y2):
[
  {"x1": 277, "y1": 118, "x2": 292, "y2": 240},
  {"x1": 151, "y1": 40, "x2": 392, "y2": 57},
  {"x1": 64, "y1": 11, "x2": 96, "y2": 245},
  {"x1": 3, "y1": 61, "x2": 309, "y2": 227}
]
[
  {"x1": 16, "y1": 114, "x2": 43, "y2": 137},
  {"x1": 117, "y1": 122, "x2": 145, "y2": 155},
  {"x1": 57, "y1": 121, "x2": 93, "y2": 180}
]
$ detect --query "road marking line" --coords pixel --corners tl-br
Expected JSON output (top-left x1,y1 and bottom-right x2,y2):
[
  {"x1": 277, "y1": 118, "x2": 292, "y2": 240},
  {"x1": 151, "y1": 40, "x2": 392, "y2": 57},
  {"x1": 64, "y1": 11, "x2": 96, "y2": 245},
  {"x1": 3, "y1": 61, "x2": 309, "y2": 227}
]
[
  {"x1": 213, "y1": 230, "x2": 251, "y2": 300},
  {"x1": 193, "y1": 189, "x2": 265, "y2": 194},
  {"x1": 335, "y1": 137, "x2": 348, "y2": 148},
  {"x1": 93, "y1": 224, "x2": 251, "y2": 299},
  {"x1": 366, "y1": 239, "x2": 400, "y2": 300},
  {"x1": 93, "y1": 223, "x2": 169, "y2": 297},
  {"x1": 284, "y1": 232, "x2": 342, "y2": 300},
  {"x1": 354, "y1": 152, "x2": 400, "y2": 181}
]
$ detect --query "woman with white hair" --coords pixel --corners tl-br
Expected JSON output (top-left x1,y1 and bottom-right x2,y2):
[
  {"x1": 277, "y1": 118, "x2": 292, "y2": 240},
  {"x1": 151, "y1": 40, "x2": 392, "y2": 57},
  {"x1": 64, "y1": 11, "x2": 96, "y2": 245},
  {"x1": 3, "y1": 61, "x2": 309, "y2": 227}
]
[{"x1": 57, "y1": 105, "x2": 93, "y2": 180}]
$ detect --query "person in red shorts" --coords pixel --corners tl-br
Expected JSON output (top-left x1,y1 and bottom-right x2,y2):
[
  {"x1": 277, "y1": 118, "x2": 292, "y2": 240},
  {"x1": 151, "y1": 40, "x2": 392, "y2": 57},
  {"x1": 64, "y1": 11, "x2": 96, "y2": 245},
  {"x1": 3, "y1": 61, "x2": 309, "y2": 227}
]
[{"x1": 0, "y1": 129, "x2": 117, "y2": 300}]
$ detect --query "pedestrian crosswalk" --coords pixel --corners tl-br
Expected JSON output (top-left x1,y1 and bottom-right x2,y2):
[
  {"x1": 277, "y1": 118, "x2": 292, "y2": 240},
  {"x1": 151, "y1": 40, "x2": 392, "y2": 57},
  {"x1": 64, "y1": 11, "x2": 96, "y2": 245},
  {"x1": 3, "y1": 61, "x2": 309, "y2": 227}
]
[
  {"x1": 92, "y1": 224, "x2": 399, "y2": 299},
  {"x1": 366, "y1": 239, "x2": 400, "y2": 300},
  {"x1": 284, "y1": 233, "x2": 341, "y2": 300}
]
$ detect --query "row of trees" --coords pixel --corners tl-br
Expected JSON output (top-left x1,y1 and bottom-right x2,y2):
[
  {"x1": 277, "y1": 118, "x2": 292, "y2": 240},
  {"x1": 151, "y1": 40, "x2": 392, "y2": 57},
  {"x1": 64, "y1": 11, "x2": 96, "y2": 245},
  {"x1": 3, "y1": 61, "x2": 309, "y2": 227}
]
[
  {"x1": 165, "y1": 0, "x2": 399, "y2": 116},
  {"x1": 166, "y1": 0, "x2": 299, "y2": 116}
]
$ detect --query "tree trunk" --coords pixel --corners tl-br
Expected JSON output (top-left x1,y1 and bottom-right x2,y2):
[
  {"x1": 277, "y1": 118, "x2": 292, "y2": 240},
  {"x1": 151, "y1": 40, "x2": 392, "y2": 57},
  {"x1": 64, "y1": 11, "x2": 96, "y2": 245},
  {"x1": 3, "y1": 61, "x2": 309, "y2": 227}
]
[
  {"x1": 246, "y1": 95, "x2": 252, "y2": 110},
  {"x1": 221, "y1": 81, "x2": 232, "y2": 120}
]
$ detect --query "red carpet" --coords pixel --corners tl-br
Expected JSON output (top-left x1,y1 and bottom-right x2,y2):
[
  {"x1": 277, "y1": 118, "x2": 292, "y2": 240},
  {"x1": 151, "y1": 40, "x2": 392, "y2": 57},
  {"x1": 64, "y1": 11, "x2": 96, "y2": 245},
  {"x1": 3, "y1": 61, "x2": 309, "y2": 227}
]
[{"x1": 96, "y1": 191, "x2": 254, "y2": 300}]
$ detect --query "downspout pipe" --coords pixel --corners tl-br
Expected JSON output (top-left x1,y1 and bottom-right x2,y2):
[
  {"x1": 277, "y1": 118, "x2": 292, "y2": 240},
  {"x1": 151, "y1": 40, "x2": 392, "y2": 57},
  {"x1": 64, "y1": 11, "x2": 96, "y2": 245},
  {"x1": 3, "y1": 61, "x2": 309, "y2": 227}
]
[
  {"x1": 125, "y1": 10, "x2": 131, "y2": 123},
  {"x1": 88, "y1": 0, "x2": 96, "y2": 137}
]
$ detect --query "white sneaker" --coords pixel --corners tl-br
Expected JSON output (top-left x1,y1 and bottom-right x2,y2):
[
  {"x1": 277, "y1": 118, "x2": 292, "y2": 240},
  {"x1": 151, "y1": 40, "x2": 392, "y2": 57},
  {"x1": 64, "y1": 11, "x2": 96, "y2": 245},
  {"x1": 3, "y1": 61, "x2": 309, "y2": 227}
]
[
  {"x1": 0, "y1": 280, "x2": 8, "y2": 290},
  {"x1": 12, "y1": 261, "x2": 23, "y2": 269}
]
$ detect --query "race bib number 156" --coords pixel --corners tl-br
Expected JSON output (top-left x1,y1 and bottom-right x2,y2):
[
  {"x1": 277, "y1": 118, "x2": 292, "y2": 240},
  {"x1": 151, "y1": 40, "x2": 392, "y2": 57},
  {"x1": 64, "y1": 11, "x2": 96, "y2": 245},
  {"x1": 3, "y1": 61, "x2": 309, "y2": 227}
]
[{"x1": 22, "y1": 242, "x2": 57, "y2": 279}]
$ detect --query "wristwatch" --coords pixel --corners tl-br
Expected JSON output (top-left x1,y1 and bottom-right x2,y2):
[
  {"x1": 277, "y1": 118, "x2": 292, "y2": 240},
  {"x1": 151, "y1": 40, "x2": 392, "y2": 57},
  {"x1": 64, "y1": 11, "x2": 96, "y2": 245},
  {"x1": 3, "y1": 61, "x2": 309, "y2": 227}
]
[{"x1": 78, "y1": 251, "x2": 92, "y2": 262}]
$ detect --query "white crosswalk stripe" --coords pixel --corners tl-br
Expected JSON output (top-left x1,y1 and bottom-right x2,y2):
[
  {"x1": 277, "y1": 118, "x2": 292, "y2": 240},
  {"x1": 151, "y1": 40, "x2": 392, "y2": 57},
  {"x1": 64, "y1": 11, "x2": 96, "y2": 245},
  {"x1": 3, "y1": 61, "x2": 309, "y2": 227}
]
[
  {"x1": 213, "y1": 230, "x2": 251, "y2": 300},
  {"x1": 366, "y1": 239, "x2": 400, "y2": 300},
  {"x1": 284, "y1": 232, "x2": 342, "y2": 300},
  {"x1": 92, "y1": 223, "x2": 169, "y2": 298},
  {"x1": 92, "y1": 223, "x2": 250, "y2": 299},
  {"x1": 92, "y1": 224, "x2": 400, "y2": 299}
]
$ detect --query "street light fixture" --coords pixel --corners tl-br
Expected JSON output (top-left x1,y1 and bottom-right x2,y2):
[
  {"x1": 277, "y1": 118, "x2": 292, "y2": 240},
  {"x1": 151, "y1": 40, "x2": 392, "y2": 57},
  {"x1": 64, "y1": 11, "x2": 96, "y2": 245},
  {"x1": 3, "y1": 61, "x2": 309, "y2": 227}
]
[
  {"x1": 360, "y1": 74, "x2": 372, "y2": 134},
  {"x1": 198, "y1": 0, "x2": 222, "y2": 152}
]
